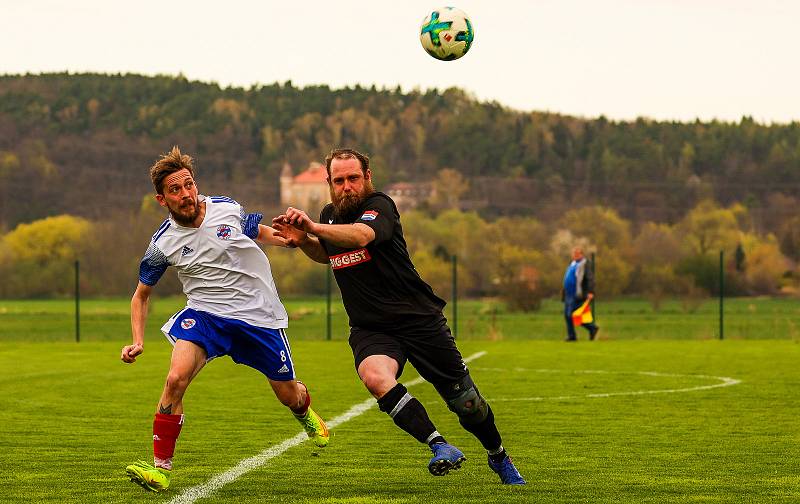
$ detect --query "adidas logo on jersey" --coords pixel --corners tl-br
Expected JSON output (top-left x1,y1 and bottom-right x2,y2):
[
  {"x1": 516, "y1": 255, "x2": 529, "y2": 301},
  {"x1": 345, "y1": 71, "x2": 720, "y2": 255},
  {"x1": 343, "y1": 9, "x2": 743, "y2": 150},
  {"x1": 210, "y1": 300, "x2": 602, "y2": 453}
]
[
  {"x1": 277, "y1": 364, "x2": 290, "y2": 374},
  {"x1": 181, "y1": 245, "x2": 194, "y2": 256}
]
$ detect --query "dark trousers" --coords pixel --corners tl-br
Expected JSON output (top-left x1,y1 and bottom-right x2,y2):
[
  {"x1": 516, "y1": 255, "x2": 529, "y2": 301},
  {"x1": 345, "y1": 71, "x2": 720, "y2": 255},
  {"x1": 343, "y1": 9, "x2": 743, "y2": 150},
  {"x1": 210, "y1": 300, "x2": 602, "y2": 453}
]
[{"x1": 564, "y1": 297, "x2": 597, "y2": 341}]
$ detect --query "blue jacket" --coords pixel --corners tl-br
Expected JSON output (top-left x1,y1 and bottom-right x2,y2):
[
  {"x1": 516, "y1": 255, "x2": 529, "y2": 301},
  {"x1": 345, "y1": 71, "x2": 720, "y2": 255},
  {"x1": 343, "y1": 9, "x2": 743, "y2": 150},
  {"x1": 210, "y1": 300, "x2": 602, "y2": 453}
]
[{"x1": 561, "y1": 257, "x2": 595, "y2": 302}]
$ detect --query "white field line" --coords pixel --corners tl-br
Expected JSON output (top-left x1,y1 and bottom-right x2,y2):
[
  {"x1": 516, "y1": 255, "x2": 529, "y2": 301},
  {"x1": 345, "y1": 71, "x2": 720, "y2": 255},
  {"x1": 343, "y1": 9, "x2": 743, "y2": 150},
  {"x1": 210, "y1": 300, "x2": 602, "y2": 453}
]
[
  {"x1": 469, "y1": 367, "x2": 742, "y2": 402},
  {"x1": 167, "y1": 351, "x2": 487, "y2": 504}
]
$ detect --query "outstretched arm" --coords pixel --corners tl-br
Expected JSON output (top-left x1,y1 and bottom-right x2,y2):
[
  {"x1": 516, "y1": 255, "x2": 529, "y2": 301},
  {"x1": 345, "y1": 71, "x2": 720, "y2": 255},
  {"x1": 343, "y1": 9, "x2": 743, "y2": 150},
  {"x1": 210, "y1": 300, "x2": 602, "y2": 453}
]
[
  {"x1": 122, "y1": 281, "x2": 152, "y2": 363},
  {"x1": 255, "y1": 224, "x2": 291, "y2": 247},
  {"x1": 283, "y1": 206, "x2": 375, "y2": 248},
  {"x1": 272, "y1": 215, "x2": 330, "y2": 264},
  {"x1": 296, "y1": 234, "x2": 330, "y2": 264}
]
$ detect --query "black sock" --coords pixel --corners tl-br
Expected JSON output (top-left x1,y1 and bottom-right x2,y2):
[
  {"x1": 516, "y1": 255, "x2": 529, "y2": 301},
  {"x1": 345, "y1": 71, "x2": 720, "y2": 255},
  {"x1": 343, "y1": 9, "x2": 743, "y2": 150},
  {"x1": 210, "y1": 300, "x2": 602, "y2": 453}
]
[
  {"x1": 377, "y1": 383, "x2": 443, "y2": 445},
  {"x1": 459, "y1": 403, "x2": 502, "y2": 453},
  {"x1": 488, "y1": 448, "x2": 508, "y2": 464}
]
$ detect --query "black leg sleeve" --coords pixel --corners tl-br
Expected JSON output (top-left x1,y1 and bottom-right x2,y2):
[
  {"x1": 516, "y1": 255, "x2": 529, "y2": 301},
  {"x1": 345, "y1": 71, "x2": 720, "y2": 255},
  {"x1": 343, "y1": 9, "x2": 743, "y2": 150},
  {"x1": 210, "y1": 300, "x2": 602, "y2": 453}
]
[
  {"x1": 459, "y1": 403, "x2": 502, "y2": 451},
  {"x1": 377, "y1": 383, "x2": 441, "y2": 445}
]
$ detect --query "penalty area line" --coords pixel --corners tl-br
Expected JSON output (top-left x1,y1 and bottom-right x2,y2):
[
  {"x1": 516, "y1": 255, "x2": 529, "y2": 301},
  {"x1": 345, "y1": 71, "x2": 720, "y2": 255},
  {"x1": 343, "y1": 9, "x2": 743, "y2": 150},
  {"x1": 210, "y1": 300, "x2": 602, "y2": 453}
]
[{"x1": 167, "y1": 350, "x2": 487, "y2": 504}]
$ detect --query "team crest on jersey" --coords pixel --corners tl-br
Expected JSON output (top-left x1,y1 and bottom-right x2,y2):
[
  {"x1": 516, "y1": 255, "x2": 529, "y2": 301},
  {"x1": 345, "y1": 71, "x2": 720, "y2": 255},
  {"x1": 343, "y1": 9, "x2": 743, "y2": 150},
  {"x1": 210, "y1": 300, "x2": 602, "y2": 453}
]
[
  {"x1": 359, "y1": 210, "x2": 379, "y2": 221},
  {"x1": 181, "y1": 318, "x2": 196, "y2": 329},
  {"x1": 216, "y1": 224, "x2": 232, "y2": 240}
]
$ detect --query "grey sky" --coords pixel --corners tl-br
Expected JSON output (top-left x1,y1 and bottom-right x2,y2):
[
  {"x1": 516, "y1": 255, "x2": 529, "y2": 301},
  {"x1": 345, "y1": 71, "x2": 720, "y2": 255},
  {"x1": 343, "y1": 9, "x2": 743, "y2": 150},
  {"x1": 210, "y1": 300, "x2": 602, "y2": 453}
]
[{"x1": 2, "y1": 0, "x2": 797, "y2": 123}]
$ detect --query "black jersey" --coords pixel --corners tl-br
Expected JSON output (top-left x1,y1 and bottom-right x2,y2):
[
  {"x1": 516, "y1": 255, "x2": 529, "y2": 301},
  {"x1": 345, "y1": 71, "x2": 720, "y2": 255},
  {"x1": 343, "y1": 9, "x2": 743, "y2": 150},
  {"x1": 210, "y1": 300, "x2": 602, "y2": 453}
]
[{"x1": 318, "y1": 192, "x2": 446, "y2": 331}]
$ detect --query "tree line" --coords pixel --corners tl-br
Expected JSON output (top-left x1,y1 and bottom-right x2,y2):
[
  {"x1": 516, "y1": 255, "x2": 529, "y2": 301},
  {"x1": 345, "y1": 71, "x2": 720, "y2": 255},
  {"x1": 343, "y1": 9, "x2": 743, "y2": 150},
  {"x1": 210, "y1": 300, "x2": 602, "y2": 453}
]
[
  {"x1": 0, "y1": 72, "x2": 798, "y2": 236},
  {"x1": 0, "y1": 199, "x2": 795, "y2": 306},
  {"x1": 0, "y1": 72, "x2": 797, "y2": 302}
]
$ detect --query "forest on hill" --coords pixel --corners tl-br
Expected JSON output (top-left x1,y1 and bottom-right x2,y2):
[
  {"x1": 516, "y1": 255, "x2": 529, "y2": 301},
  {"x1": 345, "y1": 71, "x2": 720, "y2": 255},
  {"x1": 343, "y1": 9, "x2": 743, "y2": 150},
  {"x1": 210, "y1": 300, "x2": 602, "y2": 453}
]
[
  {"x1": 0, "y1": 73, "x2": 798, "y2": 301},
  {"x1": 1, "y1": 72, "x2": 798, "y2": 229}
]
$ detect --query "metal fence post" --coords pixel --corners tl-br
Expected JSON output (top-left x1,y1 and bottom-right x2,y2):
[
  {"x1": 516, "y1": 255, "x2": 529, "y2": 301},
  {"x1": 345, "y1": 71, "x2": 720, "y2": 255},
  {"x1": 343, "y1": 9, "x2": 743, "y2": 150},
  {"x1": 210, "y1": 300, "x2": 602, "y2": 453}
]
[
  {"x1": 75, "y1": 260, "x2": 80, "y2": 343},
  {"x1": 326, "y1": 268, "x2": 332, "y2": 341},
  {"x1": 719, "y1": 250, "x2": 724, "y2": 340},
  {"x1": 452, "y1": 254, "x2": 458, "y2": 340}
]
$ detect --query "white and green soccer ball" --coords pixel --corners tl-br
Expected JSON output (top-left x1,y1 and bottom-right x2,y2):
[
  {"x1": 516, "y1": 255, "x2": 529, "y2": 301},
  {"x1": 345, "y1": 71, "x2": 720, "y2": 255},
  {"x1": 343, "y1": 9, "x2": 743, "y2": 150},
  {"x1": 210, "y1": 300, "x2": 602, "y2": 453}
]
[{"x1": 419, "y1": 7, "x2": 474, "y2": 61}]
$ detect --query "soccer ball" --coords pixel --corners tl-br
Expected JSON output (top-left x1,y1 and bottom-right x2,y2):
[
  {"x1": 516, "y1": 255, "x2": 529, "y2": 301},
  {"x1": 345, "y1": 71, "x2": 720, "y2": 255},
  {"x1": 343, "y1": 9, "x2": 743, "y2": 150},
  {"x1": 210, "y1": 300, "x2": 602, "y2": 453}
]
[{"x1": 419, "y1": 7, "x2": 474, "y2": 61}]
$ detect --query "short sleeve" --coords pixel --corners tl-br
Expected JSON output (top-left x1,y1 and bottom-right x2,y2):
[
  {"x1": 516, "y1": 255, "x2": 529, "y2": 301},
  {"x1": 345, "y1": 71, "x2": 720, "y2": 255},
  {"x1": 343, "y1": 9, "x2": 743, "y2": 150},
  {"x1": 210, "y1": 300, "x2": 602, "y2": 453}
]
[
  {"x1": 319, "y1": 204, "x2": 333, "y2": 225},
  {"x1": 138, "y1": 242, "x2": 169, "y2": 286},
  {"x1": 240, "y1": 206, "x2": 263, "y2": 240},
  {"x1": 356, "y1": 196, "x2": 396, "y2": 245}
]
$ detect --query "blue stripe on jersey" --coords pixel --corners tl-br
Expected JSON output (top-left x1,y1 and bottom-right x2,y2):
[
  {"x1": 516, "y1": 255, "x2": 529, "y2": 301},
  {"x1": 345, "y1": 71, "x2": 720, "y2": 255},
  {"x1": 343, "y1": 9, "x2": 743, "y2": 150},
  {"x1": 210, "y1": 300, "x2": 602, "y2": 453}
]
[
  {"x1": 152, "y1": 219, "x2": 168, "y2": 237},
  {"x1": 154, "y1": 218, "x2": 169, "y2": 232},
  {"x1": 139, "y1": 242, "x2": 169, "y2": 286},
  {"x1": 210, "y1": 196, "x2": 238, "y2": 204},
  {"x1": 241, "y1": 212, "x2": 263, "y2": 239},
  {"x1": 153, "y1": 220, "x2": 171, "y2": 243}
]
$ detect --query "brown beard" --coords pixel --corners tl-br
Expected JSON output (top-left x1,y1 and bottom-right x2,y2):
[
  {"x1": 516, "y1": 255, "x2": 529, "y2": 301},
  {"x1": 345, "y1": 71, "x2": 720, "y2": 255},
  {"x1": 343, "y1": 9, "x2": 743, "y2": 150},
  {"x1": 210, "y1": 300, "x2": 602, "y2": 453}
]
[
  {"x1": 169, "y1": 199, "x2": 201, "y2": 226},
  {"x1": 331, "y1": 180, "x2": 374, "y2": 218}
]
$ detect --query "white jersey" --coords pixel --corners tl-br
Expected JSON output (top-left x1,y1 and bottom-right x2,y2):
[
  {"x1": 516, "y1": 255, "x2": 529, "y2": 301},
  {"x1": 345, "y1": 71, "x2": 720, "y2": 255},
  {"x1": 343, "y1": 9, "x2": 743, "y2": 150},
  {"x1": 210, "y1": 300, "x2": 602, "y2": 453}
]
[{"x1": 138, "y1": 195, "x2": 288, "y2": 329}]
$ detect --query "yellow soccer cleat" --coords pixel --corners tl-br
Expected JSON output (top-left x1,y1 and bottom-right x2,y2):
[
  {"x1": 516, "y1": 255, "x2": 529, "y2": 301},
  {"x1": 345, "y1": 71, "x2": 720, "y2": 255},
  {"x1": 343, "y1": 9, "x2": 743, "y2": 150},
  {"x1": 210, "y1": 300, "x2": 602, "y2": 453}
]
[
  {"x1": 296, "y1": 407, "x2": 329, "y2": 448},
  {"x1": 126, "y1": 460, "x2": 171, "y2": 492}
]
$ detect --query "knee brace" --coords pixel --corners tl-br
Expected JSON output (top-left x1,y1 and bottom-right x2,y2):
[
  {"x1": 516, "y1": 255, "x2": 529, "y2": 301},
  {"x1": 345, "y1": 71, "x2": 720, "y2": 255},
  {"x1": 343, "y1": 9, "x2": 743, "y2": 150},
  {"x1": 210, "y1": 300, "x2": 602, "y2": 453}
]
[{"x1": 444, "y1": 374, "x2": 488, "y2": 425}]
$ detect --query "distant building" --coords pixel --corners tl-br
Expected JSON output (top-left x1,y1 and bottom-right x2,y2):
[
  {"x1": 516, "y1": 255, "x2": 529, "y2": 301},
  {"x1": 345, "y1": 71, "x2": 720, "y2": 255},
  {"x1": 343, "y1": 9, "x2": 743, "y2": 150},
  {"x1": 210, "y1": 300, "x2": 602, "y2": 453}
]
[
  {"x1": 280, "y1": 161, "x2": 330, "y2": 213},
  {"x1": 384, "y1": 182, "x2": 432, "y2": 212}
]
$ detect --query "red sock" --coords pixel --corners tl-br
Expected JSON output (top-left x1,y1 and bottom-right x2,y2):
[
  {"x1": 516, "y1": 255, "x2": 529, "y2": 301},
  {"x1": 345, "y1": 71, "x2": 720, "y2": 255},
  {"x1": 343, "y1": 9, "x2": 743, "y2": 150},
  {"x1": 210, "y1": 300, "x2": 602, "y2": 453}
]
[
  {"x1": 291, "y1": 381, "x2": 312, "y2": 417},
  {"x1": 153, "y1": 413, "x2": 183, "y2": 469}
]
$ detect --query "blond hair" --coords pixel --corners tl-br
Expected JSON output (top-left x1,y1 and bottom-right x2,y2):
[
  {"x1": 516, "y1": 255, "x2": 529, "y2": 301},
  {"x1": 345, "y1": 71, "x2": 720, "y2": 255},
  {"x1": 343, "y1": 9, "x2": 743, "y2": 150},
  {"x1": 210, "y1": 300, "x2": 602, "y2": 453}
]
[{"x1": 149, "y1": 146, "x2": 195, "y2": 194}]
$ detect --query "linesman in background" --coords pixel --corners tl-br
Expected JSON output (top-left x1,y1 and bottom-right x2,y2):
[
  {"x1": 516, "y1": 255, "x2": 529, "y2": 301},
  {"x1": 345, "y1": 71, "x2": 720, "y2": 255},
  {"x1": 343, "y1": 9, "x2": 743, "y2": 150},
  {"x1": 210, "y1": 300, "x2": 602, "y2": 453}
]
[
  {"x1": 561, "y1": 246, "x2": 599, "y2": 342},
  {"x1": 274, "y1": 148, "x2": 525, "y2": 485}
]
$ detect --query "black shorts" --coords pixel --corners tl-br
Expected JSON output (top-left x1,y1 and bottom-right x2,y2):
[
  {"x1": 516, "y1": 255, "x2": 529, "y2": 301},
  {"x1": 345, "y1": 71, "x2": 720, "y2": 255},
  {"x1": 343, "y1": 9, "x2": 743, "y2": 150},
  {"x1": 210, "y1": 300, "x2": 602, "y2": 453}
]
[{"x1": 348, "y1": 320, "x2": 469, "y2": 391}]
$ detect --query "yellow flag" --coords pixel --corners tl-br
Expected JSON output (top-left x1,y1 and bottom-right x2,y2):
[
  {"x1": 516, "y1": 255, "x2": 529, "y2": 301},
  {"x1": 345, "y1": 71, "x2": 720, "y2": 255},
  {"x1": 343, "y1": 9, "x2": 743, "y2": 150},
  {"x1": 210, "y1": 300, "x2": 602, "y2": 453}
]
[{"x1": 571, "y1": 299, "x2": 593, "y2": 326}]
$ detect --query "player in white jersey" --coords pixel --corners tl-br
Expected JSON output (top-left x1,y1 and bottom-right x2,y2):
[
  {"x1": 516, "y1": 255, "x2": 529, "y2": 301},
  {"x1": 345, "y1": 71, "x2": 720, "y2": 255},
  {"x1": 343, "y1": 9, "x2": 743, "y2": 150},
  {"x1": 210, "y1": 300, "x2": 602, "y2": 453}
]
[{"x1": 120, "y1": 146, "x2": 329, "y2": 493}]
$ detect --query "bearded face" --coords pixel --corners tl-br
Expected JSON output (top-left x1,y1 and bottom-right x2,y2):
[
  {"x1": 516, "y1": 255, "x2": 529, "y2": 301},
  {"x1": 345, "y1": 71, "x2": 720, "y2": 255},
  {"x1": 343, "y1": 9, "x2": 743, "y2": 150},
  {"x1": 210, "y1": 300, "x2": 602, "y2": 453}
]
[
  {"x1": 331, "y1": 178, "x2": 374, "y2": 218},
  {"x1": 157, "y1": 169, "x2": 202, "y2": 227},
  {"x1": 328, "y1": 155, "x2": 375, "y2": 218},
  {"x1": 167, "y1": 196, "x2": 201, "y2": 226}
]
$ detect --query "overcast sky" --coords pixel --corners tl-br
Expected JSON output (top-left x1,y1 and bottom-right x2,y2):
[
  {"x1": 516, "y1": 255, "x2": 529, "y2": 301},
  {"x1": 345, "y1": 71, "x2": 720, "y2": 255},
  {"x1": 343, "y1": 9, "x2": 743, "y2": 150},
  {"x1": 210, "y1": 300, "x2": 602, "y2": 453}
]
[{"x1": 2, "y1": 0, "x2": 798, "y2": 123}]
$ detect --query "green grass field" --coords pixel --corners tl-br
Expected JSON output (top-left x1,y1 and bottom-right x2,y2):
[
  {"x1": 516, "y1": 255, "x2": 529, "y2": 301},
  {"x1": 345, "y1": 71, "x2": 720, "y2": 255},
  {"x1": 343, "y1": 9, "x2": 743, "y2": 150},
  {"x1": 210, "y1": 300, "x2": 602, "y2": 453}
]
[
  {"x1": 2, "y1": 296, "x2": 799, "y2": 342},
  {"x1": 1, "y1": 298, "x2": 799, "y2": 503}
]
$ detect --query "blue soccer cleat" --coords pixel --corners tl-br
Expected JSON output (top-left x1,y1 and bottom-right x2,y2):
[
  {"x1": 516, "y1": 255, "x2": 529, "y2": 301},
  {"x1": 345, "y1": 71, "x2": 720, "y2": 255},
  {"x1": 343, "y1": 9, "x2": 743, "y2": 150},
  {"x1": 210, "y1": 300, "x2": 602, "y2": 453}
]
[
  {"x1": 488, "y1": 455, "x2": 526, "y2": 485},
  {"x1": 428, "y1": 442, "x2": 466, "y2": 476}
]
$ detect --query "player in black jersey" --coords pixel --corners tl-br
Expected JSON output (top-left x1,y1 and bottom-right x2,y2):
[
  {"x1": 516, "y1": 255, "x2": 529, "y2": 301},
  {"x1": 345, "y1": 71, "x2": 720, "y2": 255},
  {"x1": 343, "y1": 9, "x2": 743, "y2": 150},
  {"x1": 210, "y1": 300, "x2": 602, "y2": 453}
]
[{"x1": 274, "y1": 148, "x2": 525, "y2": 485}]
